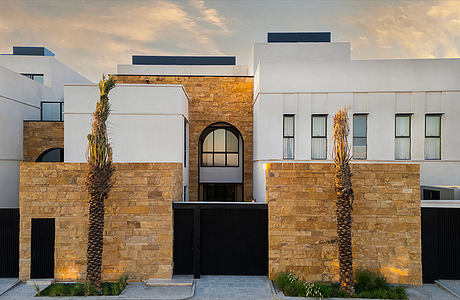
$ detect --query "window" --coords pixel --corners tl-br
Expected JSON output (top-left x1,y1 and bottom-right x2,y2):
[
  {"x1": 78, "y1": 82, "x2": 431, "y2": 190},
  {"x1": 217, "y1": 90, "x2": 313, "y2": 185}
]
[
  {"x1": 41, "y1": 102, "x2": 64, "y2": 121},
  {"x1": 201, "y1": 127, "x2": 239, "y2": 167},
  {"x1": 21, "y1": 73, "x2": 44, "y2": 84},
  {"x1": 353, "y1": 114, "x2": 367, "y2": 159},
  {"x1": 183, "y1": 186, "x2": 188, "y2": 201},
  {"x1": 312, "y1": 115, "x2": 327, "y2": 160},
  {"x1": 395, "y1": 114, "x2": 411, "y2": 160},
  {"x1": 425, "y1": 114, "x2": 441, "y2": 160},
  {"x1": 423, "y1": 189, "x2": 440, "y2": 200},
  {"x1": 184, "y1": 118, "x2": 187, "y2": 167},
  {"x1": 283, "y1": 115, "x2": 294, "y2": 159},
  {"x1": 36, "y1": 148, "x2": 64, "y2": 162}
]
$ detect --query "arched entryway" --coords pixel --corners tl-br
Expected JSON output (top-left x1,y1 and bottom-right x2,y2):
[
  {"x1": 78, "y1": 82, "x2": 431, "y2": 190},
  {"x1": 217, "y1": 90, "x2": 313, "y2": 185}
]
[
  {"x1": 36, "y1": 148, "x2": 64, "y2": 162},
  {"x1": 198, "y1": 122, "x2": 243, "y2": 202}
]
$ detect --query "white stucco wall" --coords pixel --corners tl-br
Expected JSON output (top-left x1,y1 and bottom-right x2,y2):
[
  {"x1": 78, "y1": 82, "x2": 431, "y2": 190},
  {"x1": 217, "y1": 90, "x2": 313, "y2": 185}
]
[
  {"x1": 0, "y1": 65, "x2": 42, "y2": 207},
  {"x1": 0, "y1": 55, "x2": 90, "y2": 101},
  {"x1": 64, "y1": 83, "x2": 189, "y2": 192},
  {"x1": 117, "y1": 64, "x2": 248, "y2": 76},
  {"x1": 253, "y1": 42, "x2": 460, "y2": 202}
]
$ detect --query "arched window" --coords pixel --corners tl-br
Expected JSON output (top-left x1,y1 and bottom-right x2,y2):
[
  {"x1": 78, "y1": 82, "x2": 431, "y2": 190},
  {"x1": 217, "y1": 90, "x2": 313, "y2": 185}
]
[
  {"x1": 36, "y1": 148, "x2": 64, "y2": 162},
  {"x1": 201, "y1": 127, "x2": 239, "y2": 167}
]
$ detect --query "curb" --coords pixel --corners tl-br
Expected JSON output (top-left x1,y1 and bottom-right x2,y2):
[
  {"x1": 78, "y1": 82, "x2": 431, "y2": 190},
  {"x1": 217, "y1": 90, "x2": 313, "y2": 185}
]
[
  {"x1": 0, "y1": 279, "x2": 21, "y2": 296},
  {"x1": 268, "y1": 280, "x2": 405, "y2": 300},
  {"x1": 434, "y1": 280, "x2": 460, "y2": 299}
]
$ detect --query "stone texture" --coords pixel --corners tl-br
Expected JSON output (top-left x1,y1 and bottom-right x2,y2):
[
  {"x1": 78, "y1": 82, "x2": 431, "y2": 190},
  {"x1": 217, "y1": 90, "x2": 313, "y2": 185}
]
[
  {"x1": 266, "y1": 162, "x2": 422, "y2": 286},
  {"x1": 23, "y1": 121, "x2": 64, "y2": 162},
  {"x1": 19, "y1": 162, "x2": 182, "y2": 282},
  {"x1": 115, "y1": 75, "x2": 254, "y2": 201}
]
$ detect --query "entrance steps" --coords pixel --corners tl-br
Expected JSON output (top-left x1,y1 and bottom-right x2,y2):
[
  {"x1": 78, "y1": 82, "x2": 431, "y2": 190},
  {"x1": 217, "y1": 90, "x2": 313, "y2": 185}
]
[{"x1": 146, "y1": 275, "x2": 193, "y2": 287}]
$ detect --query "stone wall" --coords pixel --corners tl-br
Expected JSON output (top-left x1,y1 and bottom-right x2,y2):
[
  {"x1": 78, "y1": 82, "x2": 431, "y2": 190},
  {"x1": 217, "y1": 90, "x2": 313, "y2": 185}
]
[
  {"x1": 19, "y1": 162, "x2": 182, "y2": 281},
  {"x1": 266, "y1": 163, "x2": 421, "y2": 286},
  {"x1": 23, "y1": 121, "x2": 64, "y2": 162},
  {"x1": 115, "y1": 75, "x2": 254, "y2": 201}
]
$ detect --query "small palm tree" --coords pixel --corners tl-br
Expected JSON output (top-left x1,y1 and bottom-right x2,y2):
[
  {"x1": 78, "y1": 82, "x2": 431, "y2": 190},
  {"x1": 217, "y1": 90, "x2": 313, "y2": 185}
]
[
  {"x1": 332, "y1": 107, "x2": 355, "y2": 294},
  {"x1": 86, "y1": 75, "x2": 116, "y2": 290}
]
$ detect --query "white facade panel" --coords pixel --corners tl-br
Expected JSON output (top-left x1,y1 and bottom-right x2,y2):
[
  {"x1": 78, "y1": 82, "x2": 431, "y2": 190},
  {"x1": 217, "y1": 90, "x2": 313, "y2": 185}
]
[{"x1": 64, "y1": 84, "x2": 189, "y2": 166}]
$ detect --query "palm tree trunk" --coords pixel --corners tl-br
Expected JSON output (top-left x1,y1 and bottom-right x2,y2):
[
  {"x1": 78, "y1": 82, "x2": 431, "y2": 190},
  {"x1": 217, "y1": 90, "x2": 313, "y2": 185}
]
[
  {"x1": 86, "y1": 75, "x2": 116, "y2": 290},
  {"x1": 332, "y1": 107, "x2": 355, "y2": 294}
]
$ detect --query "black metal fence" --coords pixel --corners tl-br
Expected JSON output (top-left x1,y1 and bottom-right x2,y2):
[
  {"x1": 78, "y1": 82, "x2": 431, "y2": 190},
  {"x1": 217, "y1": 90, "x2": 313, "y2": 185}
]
[
  {"x1": 422, "y1": 207, "x2": 460, "y2": 283},
  {"x1": 0, "y1": 208, "x2": 19, "y2": 277}
]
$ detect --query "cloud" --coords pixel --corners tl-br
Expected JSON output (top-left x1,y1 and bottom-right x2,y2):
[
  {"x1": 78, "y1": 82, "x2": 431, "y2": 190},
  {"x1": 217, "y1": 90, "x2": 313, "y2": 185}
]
[
  {"x1": 189, "y1": 0, "x2": 230, "y2": 33},
  {"x1": 0, "y1": 0, "x2": 230, "y2": 81},
  {"x1": 345, "y1": 1, "x2": 460, "y2": 59}
]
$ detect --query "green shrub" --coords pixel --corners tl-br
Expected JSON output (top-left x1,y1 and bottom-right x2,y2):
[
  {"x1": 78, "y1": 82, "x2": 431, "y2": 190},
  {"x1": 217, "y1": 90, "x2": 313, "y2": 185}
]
[
  {"x1": 275, "y1": 272, "x2": 290, "y2": 291},
  {"x1": 317, "y1": 283, "x2": 333, "y2": 298}
]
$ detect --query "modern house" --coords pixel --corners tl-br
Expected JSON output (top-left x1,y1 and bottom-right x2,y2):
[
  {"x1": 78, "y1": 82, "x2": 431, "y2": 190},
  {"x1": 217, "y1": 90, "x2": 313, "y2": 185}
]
[{"x1": 1, "y1": 33, "x2": 459, "y2": 285}]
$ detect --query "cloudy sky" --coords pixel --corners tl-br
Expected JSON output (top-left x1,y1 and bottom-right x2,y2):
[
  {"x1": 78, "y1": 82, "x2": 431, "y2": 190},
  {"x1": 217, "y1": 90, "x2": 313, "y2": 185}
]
[{"x1": 1, "y1": 0, "x2": 459, "y2": 82}]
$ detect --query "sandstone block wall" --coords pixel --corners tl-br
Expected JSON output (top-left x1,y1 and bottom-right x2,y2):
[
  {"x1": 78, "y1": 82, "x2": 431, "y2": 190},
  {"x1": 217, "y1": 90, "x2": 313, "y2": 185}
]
[
  {"x1": 23, "y1": 121, "x2": 64, "y2": 162},
  {"x1": 19, "y1": 162, "x2": 182, "y2": 281},
  {"x1": 266, "y1": 163, "x2": 421, "y2": 286},
  {"x1": 115, "y1": 75, "x2": 254, "y2": 201}
]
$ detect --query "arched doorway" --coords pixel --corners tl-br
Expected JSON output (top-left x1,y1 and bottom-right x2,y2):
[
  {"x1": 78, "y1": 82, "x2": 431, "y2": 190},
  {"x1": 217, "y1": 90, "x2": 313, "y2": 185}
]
[
  {"x1": 198, "y1": 122, "x2": 243, "y2": 201},
  {"x1": 36, "y1": 148, "x2": 64, "y2": 162}
]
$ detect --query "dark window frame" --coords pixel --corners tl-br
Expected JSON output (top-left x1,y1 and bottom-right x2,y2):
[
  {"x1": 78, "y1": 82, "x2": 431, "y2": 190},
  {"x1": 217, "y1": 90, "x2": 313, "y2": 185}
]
[
  {"x1": 311, "y1": 114, "x2": 328, "y2": 160},
  {"x1": 36, "y1": 147, "x2": 64, "y2": 162},
  {"x1": 21, "y1": 73, "x2": 44, "y2": 84},
  {"x1": 353, "y1": 113, "x2": 368, "y2": 160},
  {"x1": 201, "y1": 127, "x2": 239, "y2": 167},
  {"x1": 425, "y1": 113, "x2": 442, "y2": 160},
  {"x1": 40, "y1": 101, "x2": 64, "y2": 121},
  {"x1": 184, "y1": 118, "x2": 187, "y2": 168},
  {"x1": 395, "y1": 114, "x2": 412, "y2": 160},
  {"x1": 283, "y1": 114, "x2": 295, "y2": 159}
]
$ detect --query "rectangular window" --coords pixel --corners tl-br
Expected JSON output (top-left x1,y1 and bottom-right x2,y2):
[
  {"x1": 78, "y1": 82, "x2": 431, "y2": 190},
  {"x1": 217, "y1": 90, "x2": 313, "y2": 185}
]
[
  {"x1": 183, "y1": 186, "x2": 188, "y2": 201},
  {"x1": 312, "y1": 115, "x2": 327, "y2": 160},
  {"x1": 425, "y1": 114, "x2": 441, "y2": 160},
  {"x1": 395, "y1": 114, "x2": 411, "y2": 160},
  {"x1": 283, "y1": 115, "x2": 294, "y2": 159},
  {"x1": 353, "y1": 114, "x2": 367, "y2": 159},
  {"x1": 22, "y1": 73, "x2": 44, "y2": 84},
  {"x1": 184, "y1": 118, "x2": 187, "y2": 167},
  {"x1": 41, "y1": 102, "x2": 63, "y2": 121}
]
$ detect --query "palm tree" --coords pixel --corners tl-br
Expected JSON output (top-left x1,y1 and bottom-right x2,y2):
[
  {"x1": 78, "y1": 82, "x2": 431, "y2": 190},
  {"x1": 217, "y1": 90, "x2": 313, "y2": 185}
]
[
  {"x1": 332, "y1": 107, "x2": 355, "y2": 294},
  {"x1": 86, "y1": 75, "x2": 116, "y2": 290}
]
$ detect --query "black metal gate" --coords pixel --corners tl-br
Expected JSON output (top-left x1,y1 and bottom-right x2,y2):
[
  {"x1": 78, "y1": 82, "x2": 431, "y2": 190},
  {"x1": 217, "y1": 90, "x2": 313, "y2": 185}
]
[
  {"x1": 31, "y1": 218, "x2": 55, "y2": 279},
  {"x1": 0, "y1": 209, "x2": 19, "y2": 277},
  {"x1": 422, "y1": 207, "x2": 460, "y2": 283},
  {"x1": 173, "y1": 202, "x2": 268, "y2": 278}
]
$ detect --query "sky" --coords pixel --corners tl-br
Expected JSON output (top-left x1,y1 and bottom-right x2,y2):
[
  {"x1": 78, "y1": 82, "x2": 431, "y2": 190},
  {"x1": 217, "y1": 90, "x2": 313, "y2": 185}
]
[{"x1": 1, "y1": 0, "x2": 460, "y2": 82}]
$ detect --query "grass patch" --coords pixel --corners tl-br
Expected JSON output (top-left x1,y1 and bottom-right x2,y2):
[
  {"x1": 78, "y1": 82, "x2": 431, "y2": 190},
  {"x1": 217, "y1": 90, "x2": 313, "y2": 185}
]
[
  {"x1": 275, "y1": 270, "x2": 407, "y2": 299},
  {"x1": 36, "y1": 275, "x2": 128, "y2": 297}
]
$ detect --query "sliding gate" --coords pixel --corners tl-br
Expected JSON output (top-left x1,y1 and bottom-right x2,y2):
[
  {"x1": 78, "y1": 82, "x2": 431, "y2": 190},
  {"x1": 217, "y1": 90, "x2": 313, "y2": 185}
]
[{"x1": 173, "y1": 202, "x2": 268, "y2": 278}]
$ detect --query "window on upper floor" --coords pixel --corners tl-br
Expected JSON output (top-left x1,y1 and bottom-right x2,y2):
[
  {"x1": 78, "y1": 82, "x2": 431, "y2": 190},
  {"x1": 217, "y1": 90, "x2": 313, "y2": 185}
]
[
  {"x1": 312, "y1": 115, "x2": 327, "y2": 160},
  {"x1": 283, "y1": 115, "x2": 295, "y2": 159},
  {"x1": 425, "y1": 114, "x2": 441, "y2": 160},
  {"x1": 353, "y1": 114, "x2": 367, "y2": 160},
  {"x1": 201, "y1": 127, "x2": 239, "y2": 167},
  {"x1": 395, "y1": 114, "x2": 411, "y2": 160},
  {"x1": 41, "y1": 102, "x2": 64, "y2": 121},
  {"x1": 184, "y1": 118, "x2": 188, "y2": 167},
  {"x1": 21, "y1": 73, "x2": 44, "y2": 84}
]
